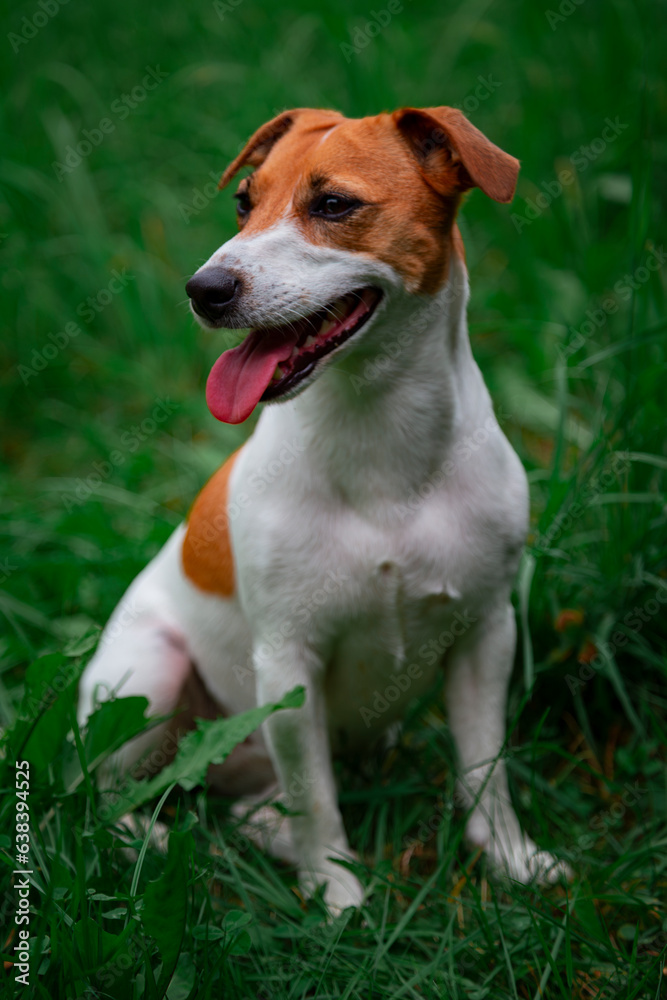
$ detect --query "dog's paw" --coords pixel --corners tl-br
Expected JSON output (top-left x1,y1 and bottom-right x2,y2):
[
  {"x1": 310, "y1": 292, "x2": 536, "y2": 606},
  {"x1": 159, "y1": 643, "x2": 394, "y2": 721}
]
[
  {"x1": 465, "y1": 808, "x2": 572, "y2": 886},
  {"x1": 231, "y1": 794, "x2": 298, "y2": 865},
  {"x1": 299, "y1": 854, "x2": 364, "y2": 917},
  {"x1": 525, "y1": 850, "x2": 573, "y2": 885},
  {"x1": 481, "y1": 834, "x2": 573, "y2": 886}
]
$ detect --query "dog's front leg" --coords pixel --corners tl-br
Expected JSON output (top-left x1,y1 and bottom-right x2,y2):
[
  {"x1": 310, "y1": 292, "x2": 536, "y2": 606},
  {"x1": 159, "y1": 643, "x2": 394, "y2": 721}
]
[
  {"x1": 254, "y1": 640, "x2": 364, "y2": 914},
  {"x1": 444, "y1": 603, "x2": 571, "y2": 883}
]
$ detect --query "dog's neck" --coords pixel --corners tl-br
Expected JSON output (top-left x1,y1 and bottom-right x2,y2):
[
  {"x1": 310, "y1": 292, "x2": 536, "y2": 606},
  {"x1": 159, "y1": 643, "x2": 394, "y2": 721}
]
[{"x1": 266, "y1": 252, "x2": 493, "y2": 511}]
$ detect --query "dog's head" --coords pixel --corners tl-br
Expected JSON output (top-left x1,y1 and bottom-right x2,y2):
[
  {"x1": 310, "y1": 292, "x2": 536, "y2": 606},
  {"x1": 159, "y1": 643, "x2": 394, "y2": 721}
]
[{"x1": 186, "y1": 107, "x2": 519, "y2": 423}]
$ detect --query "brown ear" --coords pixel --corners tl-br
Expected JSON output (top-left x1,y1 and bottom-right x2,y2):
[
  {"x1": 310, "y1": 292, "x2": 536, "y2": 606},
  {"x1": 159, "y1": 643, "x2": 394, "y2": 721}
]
[
  {"x1": 392, "y1": 106, "x2": 519, "y2": 203},
  {"x1": 218, "y1": 110, "x2": 303, "y2": 190}
]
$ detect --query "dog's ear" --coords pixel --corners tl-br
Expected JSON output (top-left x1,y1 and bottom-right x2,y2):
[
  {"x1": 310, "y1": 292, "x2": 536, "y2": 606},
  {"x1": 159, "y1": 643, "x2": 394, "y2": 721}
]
[
  {"x1": 392, "y1": 106, "x2": 519, "y2": 204},
  {"x1": 218, "y1": 110, "x2": 303, "y2": 190}
]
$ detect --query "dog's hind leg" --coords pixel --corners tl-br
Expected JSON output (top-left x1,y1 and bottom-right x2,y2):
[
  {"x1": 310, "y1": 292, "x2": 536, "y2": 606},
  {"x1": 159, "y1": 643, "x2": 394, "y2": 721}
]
[
  {"x1": 77, "y1": 605, "x2": 193, "y2": 788},
  {"x1": 444, "y1": 603, "x2": 572, "y2": 884},
  {"x1": 78, "y1": 595, "x2": 276, "y2": 801}
]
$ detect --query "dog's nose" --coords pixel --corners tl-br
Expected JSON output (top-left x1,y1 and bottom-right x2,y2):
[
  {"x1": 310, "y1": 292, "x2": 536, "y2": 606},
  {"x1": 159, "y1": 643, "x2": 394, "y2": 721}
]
[{"x1": 186, "y1": 267, "x2": 241, "y2": 322}]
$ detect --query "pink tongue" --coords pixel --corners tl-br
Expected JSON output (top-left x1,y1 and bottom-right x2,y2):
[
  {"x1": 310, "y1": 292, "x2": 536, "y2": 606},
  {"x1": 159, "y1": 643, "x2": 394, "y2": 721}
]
[{"x1": 206, "y1": 327, "x2": 299, "y2": 424}]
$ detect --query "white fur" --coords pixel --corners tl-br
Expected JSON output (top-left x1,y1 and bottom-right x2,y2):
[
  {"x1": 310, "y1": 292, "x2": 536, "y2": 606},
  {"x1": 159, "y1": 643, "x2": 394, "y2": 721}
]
[{"x1": 78, "y1": 214, "x2": 570, "y2": 913}]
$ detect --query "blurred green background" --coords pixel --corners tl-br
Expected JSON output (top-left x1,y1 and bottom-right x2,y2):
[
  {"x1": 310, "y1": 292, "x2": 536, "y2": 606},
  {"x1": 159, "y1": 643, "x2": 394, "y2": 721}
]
[{"x1": 1, "y1": 0, "x2": 667, "y2": 995}]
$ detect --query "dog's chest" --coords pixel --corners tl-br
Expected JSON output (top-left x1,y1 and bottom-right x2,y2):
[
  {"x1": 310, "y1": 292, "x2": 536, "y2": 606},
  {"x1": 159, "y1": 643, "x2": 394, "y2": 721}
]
[
  {"x1": 314, "y1": 511, "x2": 486, "y2": 744},
  {"x1": 263, "y1": 476, "x2": 519, "y2": 633},
  {"x1": 231, "y1": 414, "x2": 527, "y2": 744},
  {"x1": 322, "y1": 553, "x2": 470, "y2": 747},
  {"x1": 236, "y1": 481, "x2": 521, "y2": 743}
]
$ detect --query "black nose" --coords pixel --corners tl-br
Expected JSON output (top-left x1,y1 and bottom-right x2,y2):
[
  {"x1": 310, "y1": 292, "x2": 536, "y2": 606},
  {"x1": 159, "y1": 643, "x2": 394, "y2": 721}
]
[{"x1": 186, "y1": 267, "x2": 241, "y2": 323}]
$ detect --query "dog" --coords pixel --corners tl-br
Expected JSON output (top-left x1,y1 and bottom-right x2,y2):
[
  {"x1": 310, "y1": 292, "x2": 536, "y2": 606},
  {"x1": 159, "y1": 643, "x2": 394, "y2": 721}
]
[{"x1": 78, "y1": 105, "x2": 570, "y2": 912}]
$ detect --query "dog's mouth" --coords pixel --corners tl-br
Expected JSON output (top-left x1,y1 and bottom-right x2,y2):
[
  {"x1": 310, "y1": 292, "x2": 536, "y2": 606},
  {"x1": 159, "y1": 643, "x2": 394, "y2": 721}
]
[{"x1": 206, "y1": 287, "x2": 383, "y2": 423}]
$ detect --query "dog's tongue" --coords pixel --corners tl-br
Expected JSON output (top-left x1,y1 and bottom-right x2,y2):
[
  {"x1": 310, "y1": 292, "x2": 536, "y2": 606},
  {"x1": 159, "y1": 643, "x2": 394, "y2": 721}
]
[{"x1": 206, "y1": 327, "x2": 298, "y2": 424}]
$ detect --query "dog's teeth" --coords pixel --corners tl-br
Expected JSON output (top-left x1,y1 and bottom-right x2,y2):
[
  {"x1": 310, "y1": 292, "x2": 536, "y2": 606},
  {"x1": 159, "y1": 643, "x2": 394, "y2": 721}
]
[
  {"x1": 320, "y1": 318, "x2": 337, "y2": 336},
  {"x1": 271, "y1": 365, "x2": 283, "y2": 381},
  {"x1": 291, "y1": 346, "x2": 300, "y2": 358},
  {"x1": 304, "y1": 335, "x2": 317, "y2": 348}
]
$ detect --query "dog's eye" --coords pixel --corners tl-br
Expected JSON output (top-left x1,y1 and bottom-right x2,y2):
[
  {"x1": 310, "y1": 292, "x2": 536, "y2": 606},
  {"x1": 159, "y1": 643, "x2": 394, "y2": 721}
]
[
  {"x1": 234, "y1": 191, "x2": 252, "y2": 218},
  {"x1": 311, "y1": 194, "x2": 360, "y2": 219}
]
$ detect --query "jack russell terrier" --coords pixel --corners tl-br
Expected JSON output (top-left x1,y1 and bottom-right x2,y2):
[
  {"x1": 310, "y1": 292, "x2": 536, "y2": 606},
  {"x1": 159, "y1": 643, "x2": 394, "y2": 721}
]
[{"x1": 78, "y1": 105, "x2": 570, "y2": 912}]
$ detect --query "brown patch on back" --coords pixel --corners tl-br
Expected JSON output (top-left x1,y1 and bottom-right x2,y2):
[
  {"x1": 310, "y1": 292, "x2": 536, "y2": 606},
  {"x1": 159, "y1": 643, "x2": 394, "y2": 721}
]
[{"x1": 181, "y1": 449, "x2": 241, "y2": 596}]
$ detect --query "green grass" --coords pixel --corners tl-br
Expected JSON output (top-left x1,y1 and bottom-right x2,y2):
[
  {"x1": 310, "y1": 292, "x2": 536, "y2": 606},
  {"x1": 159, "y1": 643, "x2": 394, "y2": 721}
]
[{"x1": 1, "y1": 0, "x2": 666, "y2": 996}]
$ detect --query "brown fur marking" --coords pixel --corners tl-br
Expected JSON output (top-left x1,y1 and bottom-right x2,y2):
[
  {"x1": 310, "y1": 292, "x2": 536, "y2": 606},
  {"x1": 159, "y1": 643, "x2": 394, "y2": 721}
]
[
  {"x1": 218, "y1": 107, "x2": 519, "y2": 296},
  {"x1": 181, "y1": 449, "x2": 241, "y2": 596}
]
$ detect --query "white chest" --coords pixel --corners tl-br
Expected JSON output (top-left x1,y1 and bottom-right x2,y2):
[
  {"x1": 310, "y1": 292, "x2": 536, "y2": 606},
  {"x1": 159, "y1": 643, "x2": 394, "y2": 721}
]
[{"x1": 231, "y1": 472, "x2": 522, "y2": 743}]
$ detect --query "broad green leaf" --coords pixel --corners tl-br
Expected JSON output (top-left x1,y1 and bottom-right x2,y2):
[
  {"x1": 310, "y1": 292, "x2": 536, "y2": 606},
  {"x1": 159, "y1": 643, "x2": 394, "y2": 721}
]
[
  {"x1": 223, "y1": 910, "x2": 252, "y2": 931},
  {"x1": 223, "y1": 910, "x2": 253, "y2": 955},
  {"x1": 63, "y1": 695, "x2": 156, "y2": 794},
  {"x1": 71, "y1": 917, "x2": 134, "y2": 977},
  {"x1": 192, "y1": 925, "x2": 226, "y2": 942},
  {"x1": 165, "y1": 951, "x2": 197, "y2": 1000},
  {"x1": 84, "y1": 695, "x2": 153, "y2": 766},
  {"x1": 104, "y1": 685, "x2": 305, "y2": 821},
  {"x1": 16, "y1": 654, "x2": 83, "y2": 770},
  {"x1": 142, "y1": 828, "x2": 191, "y2": 998}
]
